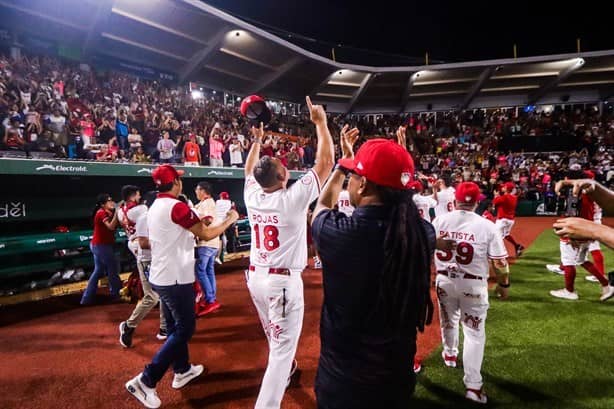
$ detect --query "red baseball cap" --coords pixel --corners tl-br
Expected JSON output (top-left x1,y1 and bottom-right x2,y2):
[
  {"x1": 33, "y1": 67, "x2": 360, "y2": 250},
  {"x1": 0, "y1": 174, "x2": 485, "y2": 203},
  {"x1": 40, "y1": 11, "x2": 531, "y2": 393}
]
[
  {"x1": 240, "y1": 95, "x2": 272, "y2": 124},
  {"x1": 455, "y1": 182, "x2": 480, "y2": 204},
  {"x1": 337, "y1": 139, "x2": 414, "y2": 190},
  {"x1": 408, "y1": 180, "x2": 424, "y2": 193},
  {"x1": 152, "y1": 164, "x2": 184, "y2": 186},
  {"x1": 504, "y1": 182, "x2": 515, "y2": 191},
  {"x1": 219, "y1": 191, "x2": 230, "y2": 200},
  {"x1": 584, "y1": 170, "x2": 595, "y2": 179}
]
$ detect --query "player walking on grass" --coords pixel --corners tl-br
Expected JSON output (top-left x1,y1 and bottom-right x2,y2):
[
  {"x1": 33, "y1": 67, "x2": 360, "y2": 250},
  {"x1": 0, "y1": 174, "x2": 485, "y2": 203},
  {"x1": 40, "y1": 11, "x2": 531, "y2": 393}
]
[
  {"x1": 243, "y1": 96, "x2": 334, "y2": 409},
  {"x1": 433, "y1": 182, "x2": 510, "y2": 405},
  {"x1": 492, "y1": 182, "x2": 525, "y2": 256}
]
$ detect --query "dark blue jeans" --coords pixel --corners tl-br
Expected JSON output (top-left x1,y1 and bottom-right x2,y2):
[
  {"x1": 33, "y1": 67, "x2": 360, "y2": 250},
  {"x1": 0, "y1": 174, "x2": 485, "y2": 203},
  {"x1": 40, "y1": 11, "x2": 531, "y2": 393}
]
[
  {"x1": 80, "y1": 243, "x2": 121, "y2": 304},
  {"x1": 141, "y1": 283, "x2": 195, "y2": 388},
  {"x1": 195, "y1": 246, "x2": 218, "y2": 303}
]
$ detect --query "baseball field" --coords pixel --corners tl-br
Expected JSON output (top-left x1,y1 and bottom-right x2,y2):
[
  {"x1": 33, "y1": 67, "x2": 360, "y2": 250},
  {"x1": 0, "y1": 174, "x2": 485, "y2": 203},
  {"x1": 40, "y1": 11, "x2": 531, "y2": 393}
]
[{"x1": 0, "y1": 217, "x2": 612, "y2": 408}]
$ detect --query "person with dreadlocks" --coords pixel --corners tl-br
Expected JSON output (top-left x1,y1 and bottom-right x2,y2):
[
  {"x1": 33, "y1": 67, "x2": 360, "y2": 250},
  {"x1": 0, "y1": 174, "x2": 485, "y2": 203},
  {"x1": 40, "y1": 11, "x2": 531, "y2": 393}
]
[{"x1": 311, "y1": 126, "x2": 436, "y2": 409}]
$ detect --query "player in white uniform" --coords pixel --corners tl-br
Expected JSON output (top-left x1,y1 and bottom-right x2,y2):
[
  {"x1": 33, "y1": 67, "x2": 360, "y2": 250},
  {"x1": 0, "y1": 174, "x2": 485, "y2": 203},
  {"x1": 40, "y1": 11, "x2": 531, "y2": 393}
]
[
  {"x1": 243, "y1": 96, "x2": 334, "y2": 409},
  {"x1": 433, "y1": 175, "x2": 456, "y2": 218},
  {"x1": 117, "y1": 185, "x2": 147, "y2": 259},
  {"x1": 432, "y1": 182, "x2": 509, "y2": 405},
  {"x1": 336, "y1": 187, "x2": 354, "y2": 217},
  {"x1": 410, "y1": 180, "x2": 437, "y2": 222}
]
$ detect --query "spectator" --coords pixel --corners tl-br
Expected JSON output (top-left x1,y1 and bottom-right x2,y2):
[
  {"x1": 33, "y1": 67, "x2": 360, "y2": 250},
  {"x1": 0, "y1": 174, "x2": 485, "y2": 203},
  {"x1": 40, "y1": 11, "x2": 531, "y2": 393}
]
[
  {"x1": 229, "y1": 137, "x2": 244, "y2": 167},
  {"x1": 183, "y1": 133, "x2": 201, "y2": 166},
  {"x1": 115, "y1": 110, "x2": 130, "y2": 151},
  {"x1": 128, "y1": 127, "x2": 143, "y2": 150},
  {"x1": 157, "y1": 131, "x2": 176, "y2": 164},
  {"x1": 209, "y1": 130, "x2": 225, "y2": 167}
]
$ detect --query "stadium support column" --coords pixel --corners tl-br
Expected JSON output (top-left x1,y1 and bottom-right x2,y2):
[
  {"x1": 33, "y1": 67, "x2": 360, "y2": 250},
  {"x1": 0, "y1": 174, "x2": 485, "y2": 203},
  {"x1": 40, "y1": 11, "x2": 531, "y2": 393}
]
[{"x1": 180, "y1": 26, "x2": 230, "y2": 83}]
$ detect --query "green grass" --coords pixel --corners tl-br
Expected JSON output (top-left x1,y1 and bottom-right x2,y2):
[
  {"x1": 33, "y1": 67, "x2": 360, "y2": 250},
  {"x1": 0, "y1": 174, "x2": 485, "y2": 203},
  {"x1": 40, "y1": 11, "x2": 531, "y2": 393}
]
[{"x1": 413, "y1": 230, "x2": 614, "y2": 409}]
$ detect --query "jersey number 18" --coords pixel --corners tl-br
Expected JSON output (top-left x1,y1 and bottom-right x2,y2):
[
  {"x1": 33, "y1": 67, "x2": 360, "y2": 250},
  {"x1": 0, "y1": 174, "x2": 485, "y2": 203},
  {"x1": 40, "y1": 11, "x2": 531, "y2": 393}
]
[{"x1": 253, "y1": 224, "x2": 280, "y2": 251}]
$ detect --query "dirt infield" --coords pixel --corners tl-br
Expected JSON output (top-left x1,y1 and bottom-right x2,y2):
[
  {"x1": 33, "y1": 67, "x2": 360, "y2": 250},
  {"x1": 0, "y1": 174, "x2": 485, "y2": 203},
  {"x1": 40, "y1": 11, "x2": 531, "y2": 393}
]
[{"x1": 0, "y1": 217, "x2": 555, "y2": 409}]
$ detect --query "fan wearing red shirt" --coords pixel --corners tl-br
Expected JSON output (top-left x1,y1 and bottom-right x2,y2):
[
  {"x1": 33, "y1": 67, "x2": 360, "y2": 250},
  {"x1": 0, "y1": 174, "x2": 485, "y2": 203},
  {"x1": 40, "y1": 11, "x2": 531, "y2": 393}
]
[
  {"x1": 80, "y1": 193, "x2": 121, "y2": 305},
  {"x1": 183, "y1": 134, "x2": 201, "y2": 166},
  {"x1": 491, "y1": 182, "x2": 525, "y2": 257}
]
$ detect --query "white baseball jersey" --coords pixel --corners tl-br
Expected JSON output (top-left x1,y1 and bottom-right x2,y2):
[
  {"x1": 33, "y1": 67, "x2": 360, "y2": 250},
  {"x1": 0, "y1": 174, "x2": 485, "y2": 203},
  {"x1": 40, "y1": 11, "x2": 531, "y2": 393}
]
[
  {"x1": 432, "y1": 210, "x2": 507, "y2": 278},
  {"x1": 336, "y1": 190, "x2": 354, "y2": 217},
  {"x1": 244, "y1": 169, "x2": 320, "y2": 269},
  {"x1": 434, "y1": 187, "x2": 456, "y2": 218},
  {"x1": 413, "y1": 194, "x2": 437, "y2": 222},
  {"x1": 134, "y1": 211, "x2": 151, "y2": 262}
]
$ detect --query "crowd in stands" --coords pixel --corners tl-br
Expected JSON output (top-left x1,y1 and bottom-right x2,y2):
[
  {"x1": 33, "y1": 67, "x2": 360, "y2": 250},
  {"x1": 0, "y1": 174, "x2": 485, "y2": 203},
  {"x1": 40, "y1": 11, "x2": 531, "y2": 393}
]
[{"x1": 1, "y1": 52, "x2": 612, "y2": 195}]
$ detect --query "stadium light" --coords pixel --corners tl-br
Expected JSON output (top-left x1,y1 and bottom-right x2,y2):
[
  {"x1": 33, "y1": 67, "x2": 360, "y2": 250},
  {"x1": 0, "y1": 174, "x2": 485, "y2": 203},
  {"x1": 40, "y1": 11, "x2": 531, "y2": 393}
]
[{"x1": 191, "y1": 90, "x2": 204, "y2": 100}]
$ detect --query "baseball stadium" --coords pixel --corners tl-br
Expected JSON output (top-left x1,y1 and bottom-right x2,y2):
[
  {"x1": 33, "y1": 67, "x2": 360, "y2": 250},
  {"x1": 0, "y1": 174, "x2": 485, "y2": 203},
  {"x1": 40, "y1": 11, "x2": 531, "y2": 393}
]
[{"x1": 0, "y1": 1, "x2": 613, "y2": 408}]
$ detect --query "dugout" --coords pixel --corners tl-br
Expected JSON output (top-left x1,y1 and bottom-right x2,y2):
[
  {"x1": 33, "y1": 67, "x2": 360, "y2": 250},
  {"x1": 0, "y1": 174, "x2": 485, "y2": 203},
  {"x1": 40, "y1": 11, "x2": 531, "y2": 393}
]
[{"x1": 0, "y1": 158, "x2": 305, "y2": 300}]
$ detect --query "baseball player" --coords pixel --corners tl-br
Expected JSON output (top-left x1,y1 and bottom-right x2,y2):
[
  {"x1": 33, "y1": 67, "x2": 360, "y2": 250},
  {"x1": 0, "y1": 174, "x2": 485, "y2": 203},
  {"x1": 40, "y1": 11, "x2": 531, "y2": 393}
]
[
  {"x1": 547, "y1": 171, "x2": 606, "y2": 282},
  {"x1": 410, "y1": 180, "x2": 437, "y2": 222},
  {"x1": 117, "y1": 185, "x2": 146, "y2": 260},
  {"x1": 491, "y1": 182, "x2": 525, "y2": 257},
  {"x1": 336, "y1": 183, "x2": 354, "y2": 217},
  {"x1": 433, "y1": 182, "x2": 510, "y2": 404},
  {"x1": 549, "y1": 184, "x2": 614, "y2": 301},
  {"x1": 433, "y1": 175, "x2": 456, "y2": 218},
  {"x1": 242, "y1": 96, "x2": 334, "y2": 409}
]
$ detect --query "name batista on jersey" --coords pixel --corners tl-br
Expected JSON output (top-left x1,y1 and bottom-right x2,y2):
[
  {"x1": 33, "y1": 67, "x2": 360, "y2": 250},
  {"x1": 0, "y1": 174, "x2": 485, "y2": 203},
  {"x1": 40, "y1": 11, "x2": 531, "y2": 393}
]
[{"x1": 438, "y1": 231, "x2": 477, "y2": 242}]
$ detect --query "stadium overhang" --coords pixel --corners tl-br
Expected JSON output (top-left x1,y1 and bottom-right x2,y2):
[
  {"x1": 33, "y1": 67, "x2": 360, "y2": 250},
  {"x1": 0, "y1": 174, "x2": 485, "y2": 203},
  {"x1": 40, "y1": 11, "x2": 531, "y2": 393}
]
[{"x1": 2, "y1": 0, "x2": 614, "y2": 113}]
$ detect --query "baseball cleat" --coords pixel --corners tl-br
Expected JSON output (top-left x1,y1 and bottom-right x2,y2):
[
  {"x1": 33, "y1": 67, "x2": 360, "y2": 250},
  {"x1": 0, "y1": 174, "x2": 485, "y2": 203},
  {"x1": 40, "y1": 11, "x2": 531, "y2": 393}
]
[
  {"x1": 515, "y1": 244, "x2": 525, "y2": 257},
  {"x1": 585, "y1": 275, "x2": 599, "y2": 283},
  {"x1": 441, "y1": 351, "x2": 457, "y2": 368},
  {"x1": 313, "y1": 256, "x2": 322, "y2": 269},
  {"x1": 546, "y1": 264, "x2": 564, "y2": 275},
  {"x1": 172, "y1": 364, "x2": 205, "y2": 389},
  {"x1": 119, "y1": 321, "x2": 134, "y2": 348},
  {"x1": 550, "y1": 289, "x2": 579, "y2": 300},
  {"x1": 465, "y1": 388, "x2": 487, "y2": 404},
  {"x1": 413, "y1": 359, "x2": 422, "y2": 374},
  {"x1": 126, "y1": 374, "x2": 161, "y2": 409},
  {"x1": 599, "y1": 285, "x2": 614, "y2": 302}
]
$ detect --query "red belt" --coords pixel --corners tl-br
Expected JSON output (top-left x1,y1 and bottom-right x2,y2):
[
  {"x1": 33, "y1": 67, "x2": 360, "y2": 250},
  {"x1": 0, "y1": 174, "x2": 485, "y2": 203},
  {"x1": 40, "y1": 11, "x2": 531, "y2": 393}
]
[
  {"x1": 249, "y1": 265, "x2": 291, "y2": 276},
  {"x1": 437, "y1": 270, "x2": 483, "y2": 280}
]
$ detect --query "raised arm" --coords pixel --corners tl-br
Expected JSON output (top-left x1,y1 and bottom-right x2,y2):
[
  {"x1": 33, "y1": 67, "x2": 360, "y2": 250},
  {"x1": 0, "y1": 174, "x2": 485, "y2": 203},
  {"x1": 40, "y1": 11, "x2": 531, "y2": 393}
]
[
  {"x1": 189, "y1": 209, "x2": 239, "y2": 241},
  {"x1": 313, "y1": 124, "x2": 359, "y2": 221},
  {"x1": 245, "y1": 122, "x2": 264, "y2": 177},
  {"x1": 555, "y1": 179, "x2": 614, "y2": 214},
  {"x1": 306, "y1": 96, "x2": 335, "y2": 184}
]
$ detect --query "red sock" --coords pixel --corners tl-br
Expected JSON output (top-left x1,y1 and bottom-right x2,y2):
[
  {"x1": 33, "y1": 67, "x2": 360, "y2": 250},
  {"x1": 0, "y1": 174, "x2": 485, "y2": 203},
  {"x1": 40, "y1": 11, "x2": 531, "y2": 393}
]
[
  {"x1": 591, "y1": 250, "x2": 605, "y2": 276},
  {"x1": 505, "y1": 235, "x2": 520, "y2": 247},
  {"x1": 563, "y1": 266, "x2": 576, "y2": 292},
  {"x1": 582, "y1": 261, "x2": 609, "y2": 287}
]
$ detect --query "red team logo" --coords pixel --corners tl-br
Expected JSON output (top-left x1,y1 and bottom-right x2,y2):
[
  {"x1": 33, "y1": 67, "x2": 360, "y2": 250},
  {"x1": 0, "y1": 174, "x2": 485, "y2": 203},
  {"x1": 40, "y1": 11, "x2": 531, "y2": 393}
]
[{"x1": 463, "y1": 313, "x2": 483, "y2": 330}]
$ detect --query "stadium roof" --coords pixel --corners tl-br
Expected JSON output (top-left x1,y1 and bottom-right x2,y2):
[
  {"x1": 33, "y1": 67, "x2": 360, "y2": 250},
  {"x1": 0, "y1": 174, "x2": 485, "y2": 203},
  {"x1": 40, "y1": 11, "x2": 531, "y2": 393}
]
[{"x1": 2, "y1": 0, "x2": 614, "y2": 113}]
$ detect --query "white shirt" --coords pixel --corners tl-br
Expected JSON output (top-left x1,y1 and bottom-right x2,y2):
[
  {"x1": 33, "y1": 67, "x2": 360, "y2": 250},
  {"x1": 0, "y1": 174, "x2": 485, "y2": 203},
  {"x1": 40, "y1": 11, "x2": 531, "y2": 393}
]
[
  {"x1": 215, "y1": 199, "x2": 232, "y2": 222},
  {"x1": 117, "y1": 204, "x2": 147, "y2": 241},
  {"x1": 413, "y1": 194, "x2": 437, "y2": 222},
  {"x1": 434, "y1": 186, "x2": 456, "y2": 218},
  {"x1": 147, "y1": 196, "x2": 198, "y2": 286},
  {"x1": 244, "y1": 169, "x2": 320, "y2": 270},
  {"x1": 229, "y1": 143, "x2": 243, "y2": 164},
  {"x1": 134, "y1": 212, "x2": 151, "y2": 262},
  {"x1": 432, "y1": 210, "x2": 507, "y2": 278},
  {"x1": 337, "y1": 190, "x2": 354, "y2": 217}
]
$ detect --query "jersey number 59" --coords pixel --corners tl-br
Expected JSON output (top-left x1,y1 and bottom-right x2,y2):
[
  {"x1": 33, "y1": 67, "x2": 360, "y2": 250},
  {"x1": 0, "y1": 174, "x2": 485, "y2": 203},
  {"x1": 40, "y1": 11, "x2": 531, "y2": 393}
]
[
  {"x1": 436, "y1": 241, "x2": 474, "y2": 265},
  {"x1": 253, "y1": 224, "x2": 280, "y2": 251}
]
